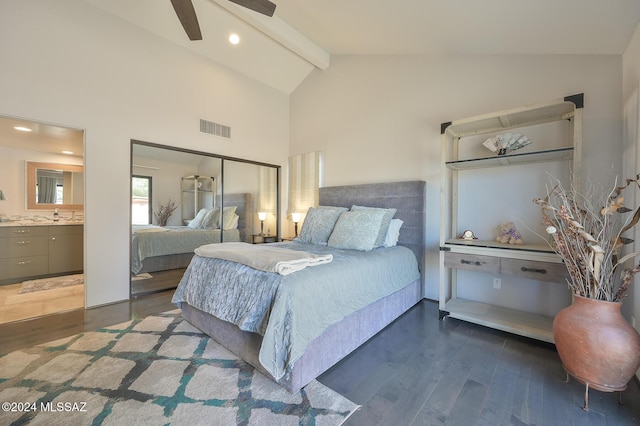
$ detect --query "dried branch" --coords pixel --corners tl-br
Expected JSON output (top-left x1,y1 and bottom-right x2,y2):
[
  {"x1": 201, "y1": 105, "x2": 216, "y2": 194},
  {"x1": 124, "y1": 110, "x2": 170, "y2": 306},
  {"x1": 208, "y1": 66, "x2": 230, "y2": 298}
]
[
  {"x1": 534, "y1": 177, "x2": 640, "y2": 302},
  {"x1": 154, "y1": 199, "x2": 178, "y2": 226}
]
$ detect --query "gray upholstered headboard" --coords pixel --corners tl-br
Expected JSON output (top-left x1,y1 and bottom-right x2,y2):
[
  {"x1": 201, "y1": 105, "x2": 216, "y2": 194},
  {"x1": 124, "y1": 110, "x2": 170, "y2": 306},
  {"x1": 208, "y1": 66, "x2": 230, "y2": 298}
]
[
  {"x1": 319, "y1": 181, "x2": 426, "y2": 277},
  {"x1": 217, "y1": 193, "x2": 252, "y2": 242}
]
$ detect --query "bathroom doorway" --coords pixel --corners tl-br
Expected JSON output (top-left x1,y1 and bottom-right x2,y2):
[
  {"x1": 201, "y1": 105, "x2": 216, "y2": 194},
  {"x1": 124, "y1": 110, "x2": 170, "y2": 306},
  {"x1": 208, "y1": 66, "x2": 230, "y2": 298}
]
[{"x1": 0, "y1": 114, "x2": 85, "y2": 324}]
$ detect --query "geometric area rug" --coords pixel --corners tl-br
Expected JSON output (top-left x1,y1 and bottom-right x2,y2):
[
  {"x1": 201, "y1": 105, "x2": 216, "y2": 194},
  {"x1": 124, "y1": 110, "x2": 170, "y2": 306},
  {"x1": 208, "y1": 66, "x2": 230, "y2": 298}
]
[{"x1": 0, "y1": 310, "x2": 359, "y2": 425}]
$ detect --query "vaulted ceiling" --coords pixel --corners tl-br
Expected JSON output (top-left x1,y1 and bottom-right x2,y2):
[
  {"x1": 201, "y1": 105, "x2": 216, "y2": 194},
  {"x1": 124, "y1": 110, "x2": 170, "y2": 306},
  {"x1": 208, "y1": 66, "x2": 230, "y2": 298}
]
[
  {"x1": 58, "y1": 1, "x2": 640, "y2": 93},
  {"x1": 2, "y1": 1, "x2": 640, "y2": 193},
  {"x1": 275, "y1": 1, "x2": 640, "y2": 56}
]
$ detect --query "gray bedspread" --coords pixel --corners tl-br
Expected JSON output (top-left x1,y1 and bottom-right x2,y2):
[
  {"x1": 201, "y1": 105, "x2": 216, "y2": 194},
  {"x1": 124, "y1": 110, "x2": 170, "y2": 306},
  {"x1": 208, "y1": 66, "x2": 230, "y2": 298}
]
[
  {"x1": 131, "y1": 226, "x2": 240, "y2": 274},
  {"x1": 172, "y1": 241, "x2": 420, "y2": 380}
]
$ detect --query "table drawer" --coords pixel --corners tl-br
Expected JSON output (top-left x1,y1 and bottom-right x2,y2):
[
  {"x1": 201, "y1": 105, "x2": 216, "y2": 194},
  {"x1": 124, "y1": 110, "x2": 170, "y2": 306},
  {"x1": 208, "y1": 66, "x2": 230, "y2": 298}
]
[
  {"x1": 500, "y1": 258, "x2": 570, "y2": 283},
  {"x1": 0, "y1": 256, "x2": 49, "y2": 280},
  {"x1": 0, "y1": 226, "x2": 49, "y2": 238},
  {"x1": 444, "y1": 252, "x2": 500, "y2": 274},
  {"x1": 49, "y1": 225, "x2": 83, "y2": 236},
  {"x1": 0, "y1": 236, "x2": 48, "y2": 258}
]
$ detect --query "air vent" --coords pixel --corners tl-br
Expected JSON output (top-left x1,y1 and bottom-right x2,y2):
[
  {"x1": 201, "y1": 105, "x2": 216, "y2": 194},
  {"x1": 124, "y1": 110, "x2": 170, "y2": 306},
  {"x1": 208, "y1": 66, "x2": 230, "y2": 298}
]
[{"x1": 200, "y1": 119, "x2": 231, "y2": 139}]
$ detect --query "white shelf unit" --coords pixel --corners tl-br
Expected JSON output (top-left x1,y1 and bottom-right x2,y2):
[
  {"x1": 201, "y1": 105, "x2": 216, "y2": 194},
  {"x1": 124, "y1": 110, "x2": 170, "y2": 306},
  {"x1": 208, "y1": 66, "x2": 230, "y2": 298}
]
[
  {"x1": 439, "y1": 94, "x2": 583, "y2": 343},
  {"x1": 181, "y1": 175, "x2": 215, "y2": 224}
]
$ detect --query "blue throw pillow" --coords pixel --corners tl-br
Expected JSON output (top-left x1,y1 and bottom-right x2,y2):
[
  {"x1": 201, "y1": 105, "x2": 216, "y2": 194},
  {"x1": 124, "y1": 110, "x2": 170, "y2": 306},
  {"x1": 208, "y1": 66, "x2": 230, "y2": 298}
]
[
  {"x1": 328, "y1": 210, "x2": 386, "y2": 251},
  {"x1": 297, "y1": 206, "x2": 347, "y2": 245},
  {"x1": 351, "y1": 205, "x2": 397, "y2": 247}
]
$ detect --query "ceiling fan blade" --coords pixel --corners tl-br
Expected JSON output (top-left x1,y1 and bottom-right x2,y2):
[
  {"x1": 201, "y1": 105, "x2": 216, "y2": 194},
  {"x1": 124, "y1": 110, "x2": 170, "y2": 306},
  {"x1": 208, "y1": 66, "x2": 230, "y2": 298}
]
[
  {"x1": 228, "y1": 0, "x2": 276, "y2": 17},
  {"x1": 170, "y1": 0, "x2": 202, "y2": 40}
]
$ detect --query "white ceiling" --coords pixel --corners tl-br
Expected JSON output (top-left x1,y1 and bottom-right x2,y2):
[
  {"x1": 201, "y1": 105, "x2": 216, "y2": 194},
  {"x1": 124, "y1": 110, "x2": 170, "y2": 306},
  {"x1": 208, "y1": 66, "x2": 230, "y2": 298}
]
[
  {"x1": 275, "y1": 0, "x2": 640, "y2": 55},
  {"x1": 79, "y1": 0, "x2": 640, "y2": 94},
  {"x1": 82, "y1": 0, "x2": 318, "y2": 94},
  {"x1": 132, "y1": 143, "x2": 211, "y2": 167},
  {"x1": 0, "y1": 115, "x2": 84, "y2": 157},
  {"x1": 3, "y1": 0, "x2": 640, "y2": 154}
]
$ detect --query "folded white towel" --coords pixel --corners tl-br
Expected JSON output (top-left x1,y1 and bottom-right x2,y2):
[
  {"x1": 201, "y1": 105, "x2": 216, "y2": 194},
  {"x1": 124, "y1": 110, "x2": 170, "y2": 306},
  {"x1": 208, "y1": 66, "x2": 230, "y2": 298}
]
[{"x1": 195, "y1": 242, "x2": 332, "y2": 275}]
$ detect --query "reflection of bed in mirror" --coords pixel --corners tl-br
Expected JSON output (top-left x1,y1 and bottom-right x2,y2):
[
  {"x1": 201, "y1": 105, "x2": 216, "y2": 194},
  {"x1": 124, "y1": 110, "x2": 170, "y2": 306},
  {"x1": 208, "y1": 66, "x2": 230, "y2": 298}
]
[
  {"x1": 173, "y1": 181, "x2": 426, "y2": 392},
  {"x1": 131, "y1": 193, "x2": 251, "y2": 274}
]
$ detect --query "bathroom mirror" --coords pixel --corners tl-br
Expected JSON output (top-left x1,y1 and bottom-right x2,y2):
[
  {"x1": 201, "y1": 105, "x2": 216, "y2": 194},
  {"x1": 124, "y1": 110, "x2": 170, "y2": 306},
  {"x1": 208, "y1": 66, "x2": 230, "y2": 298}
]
[{"x1": 26, "y1": 161, "x2": 84, "y2": 210}]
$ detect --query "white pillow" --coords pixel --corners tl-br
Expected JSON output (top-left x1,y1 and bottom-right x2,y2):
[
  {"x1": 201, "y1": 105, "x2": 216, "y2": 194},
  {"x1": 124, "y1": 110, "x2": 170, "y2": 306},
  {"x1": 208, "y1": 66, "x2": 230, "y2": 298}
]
[
  {"x1": 188, "y1": 208, "x2": 210, "y2": 229},
  {"x1": 225, "y1": 214, "x2": 239, "y2": 230},
  {"x1": 383, "y1": 219, "x2": 404, "y2": 247},
  {"x1": 219, "y1": 206, "x2": 238, "y2": 229},
  {"x1": 199, "y1": 208, "x2": 218, "y2": 229}
]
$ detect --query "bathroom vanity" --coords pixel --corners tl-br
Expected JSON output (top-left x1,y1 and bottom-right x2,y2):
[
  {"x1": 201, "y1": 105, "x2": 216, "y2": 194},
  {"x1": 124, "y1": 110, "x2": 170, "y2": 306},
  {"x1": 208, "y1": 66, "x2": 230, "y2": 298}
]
[{"x1": 0, "y1": 222, "x2": 83, "y2": 285}]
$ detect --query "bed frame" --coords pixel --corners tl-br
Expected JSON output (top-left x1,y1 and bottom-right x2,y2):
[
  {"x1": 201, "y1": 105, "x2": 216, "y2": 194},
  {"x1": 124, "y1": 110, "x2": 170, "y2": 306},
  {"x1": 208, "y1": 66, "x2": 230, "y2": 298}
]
[
  {"x1": 181, "y1": 181, "x2": 426, "y2": 392},
  {"x1": 137, "y1": 193, "x2": 252, "y2": 273}
]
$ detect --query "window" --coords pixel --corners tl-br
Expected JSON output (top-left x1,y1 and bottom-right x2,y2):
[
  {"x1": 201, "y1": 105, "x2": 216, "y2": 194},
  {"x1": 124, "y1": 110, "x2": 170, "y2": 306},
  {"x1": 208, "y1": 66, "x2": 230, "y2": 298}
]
[
  {"x1": 132, "y1": 175, "x2": 152, "y2": 225},
  {"x1": 56, "y1": 184, "x2": 63, "y2": 204}
]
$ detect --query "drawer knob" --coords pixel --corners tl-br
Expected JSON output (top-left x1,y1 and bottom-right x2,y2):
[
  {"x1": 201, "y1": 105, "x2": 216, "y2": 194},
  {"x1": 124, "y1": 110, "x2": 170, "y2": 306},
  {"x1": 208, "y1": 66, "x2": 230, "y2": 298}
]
[
  {"x1": 461, "y1": 259, "x2": 481, "y2": 266},
  {"x1": 521, "y1": 266, "x2": 547, "y2": 274}
]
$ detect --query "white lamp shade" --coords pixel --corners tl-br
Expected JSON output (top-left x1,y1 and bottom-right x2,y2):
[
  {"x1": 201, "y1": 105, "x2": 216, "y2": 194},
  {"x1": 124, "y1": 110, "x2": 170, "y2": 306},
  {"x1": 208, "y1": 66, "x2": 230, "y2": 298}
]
[
  {"x1": 291, "y1": 212, "x2": 301, "y2": 223},
  {"x1": 257, "y1": 211, "x2": 267, "y2": 221}
]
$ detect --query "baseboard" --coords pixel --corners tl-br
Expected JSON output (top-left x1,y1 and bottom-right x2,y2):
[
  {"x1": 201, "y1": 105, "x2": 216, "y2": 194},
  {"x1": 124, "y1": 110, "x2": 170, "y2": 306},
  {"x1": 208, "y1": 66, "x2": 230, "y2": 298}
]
[{"x1": 85, "y1": 298, "x2": 129, "y2": 309}]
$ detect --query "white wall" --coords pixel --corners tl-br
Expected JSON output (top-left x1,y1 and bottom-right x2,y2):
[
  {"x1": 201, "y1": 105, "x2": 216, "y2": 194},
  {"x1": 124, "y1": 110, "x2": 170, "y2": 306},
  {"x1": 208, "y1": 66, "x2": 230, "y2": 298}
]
[
  {"x1": 0, "y1": 0, "x2": 289, "y2": 307},
  {"x1": 291, "y1": 54, "x2": 623, "y2": 308},
  {"x1": 622, "y1": 21, "x2": 640, "y2": 377}
]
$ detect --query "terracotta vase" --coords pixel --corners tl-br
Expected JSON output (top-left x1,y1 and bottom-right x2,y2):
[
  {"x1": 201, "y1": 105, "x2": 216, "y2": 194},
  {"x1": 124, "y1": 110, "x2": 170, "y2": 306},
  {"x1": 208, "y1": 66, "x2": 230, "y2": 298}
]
[{"x1": 553, "y1": 295, "x2": 640, "y2": 396}]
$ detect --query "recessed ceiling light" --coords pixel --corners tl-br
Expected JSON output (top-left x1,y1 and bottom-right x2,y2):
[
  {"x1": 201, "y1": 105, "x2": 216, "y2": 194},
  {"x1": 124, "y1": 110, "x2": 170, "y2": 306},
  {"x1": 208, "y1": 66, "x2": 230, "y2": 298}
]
[
  {"x1": 14, "y1": 126, "x2": 32, "y2": 132},
  {"x1": 61, "y1": 150, "x2": 74, "y2": 155},
  {"x1": 229, "y1": 33, "x2": 240, "y2": 45}
]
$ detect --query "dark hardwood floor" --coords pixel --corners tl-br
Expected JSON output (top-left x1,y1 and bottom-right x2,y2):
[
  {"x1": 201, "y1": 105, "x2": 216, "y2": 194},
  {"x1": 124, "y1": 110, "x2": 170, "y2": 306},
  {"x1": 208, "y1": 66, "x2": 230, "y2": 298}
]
[
  {"x1": 130, "y1": 268, "x2": 185, "y2": 296},
  {"x1": 1, "y1": 292, "x2": 639, "y2": 425},
  {"x1": 318, "y1": 300, "x2": 640, "y2": 426}
]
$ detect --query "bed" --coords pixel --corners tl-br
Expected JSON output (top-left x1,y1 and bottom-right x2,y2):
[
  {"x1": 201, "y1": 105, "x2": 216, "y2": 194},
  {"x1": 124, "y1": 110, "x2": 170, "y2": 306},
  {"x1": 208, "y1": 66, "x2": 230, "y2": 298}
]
[
  {"x1": 172, "y1": 181, "x2": 426, "y2": 392},
  {"x1": 131, "y1": 193, "x2": 251, "y2": 274}
]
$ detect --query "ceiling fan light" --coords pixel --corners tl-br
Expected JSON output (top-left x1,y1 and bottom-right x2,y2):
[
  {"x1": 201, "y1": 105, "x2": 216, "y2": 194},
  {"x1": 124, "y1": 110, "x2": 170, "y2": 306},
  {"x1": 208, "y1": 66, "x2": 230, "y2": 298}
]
[{"x1": 229, "y1": 33, "x2": 240, "y2": 45}]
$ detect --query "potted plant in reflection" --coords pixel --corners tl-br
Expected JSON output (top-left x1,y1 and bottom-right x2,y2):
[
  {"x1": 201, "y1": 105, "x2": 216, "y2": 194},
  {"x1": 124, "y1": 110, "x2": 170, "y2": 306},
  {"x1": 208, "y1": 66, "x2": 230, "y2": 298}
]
[
  {"x1": 534, "y1": 175, "x2": 640, "y2": 411},
  {"x1": 154, "y1": 199, "x2": 178, "y2": 227}
]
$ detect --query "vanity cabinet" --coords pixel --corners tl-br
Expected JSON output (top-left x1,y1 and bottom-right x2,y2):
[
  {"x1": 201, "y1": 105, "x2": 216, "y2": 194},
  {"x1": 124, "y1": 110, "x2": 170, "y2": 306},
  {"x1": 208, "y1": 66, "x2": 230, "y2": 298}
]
[
  {"x1": 439, "y1": 94, "x2": 583, "y2": 343},
  {"x1": 0, "y1": 226, "x2": 49, "y2": 282},
  {"x1": 49, "y1": 225, "x2": 84, "y2": 274},
  {"x1": 0, "y1": 224, "x2": 83, "y2": 284}
]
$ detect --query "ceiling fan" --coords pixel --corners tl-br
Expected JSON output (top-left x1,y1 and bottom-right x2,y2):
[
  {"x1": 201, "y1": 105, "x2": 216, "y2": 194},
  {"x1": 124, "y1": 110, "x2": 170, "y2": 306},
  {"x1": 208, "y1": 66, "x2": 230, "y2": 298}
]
[{"x1": 170, "y1": 0, "x2": 277, "y2": 41}]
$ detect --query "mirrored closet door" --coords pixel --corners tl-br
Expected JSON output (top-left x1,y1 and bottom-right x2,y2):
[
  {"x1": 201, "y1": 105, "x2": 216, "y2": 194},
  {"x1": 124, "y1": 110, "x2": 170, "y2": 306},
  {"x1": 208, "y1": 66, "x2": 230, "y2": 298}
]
[{"x1": 130, "y1": 140, "x2": 280, "y2": 296}]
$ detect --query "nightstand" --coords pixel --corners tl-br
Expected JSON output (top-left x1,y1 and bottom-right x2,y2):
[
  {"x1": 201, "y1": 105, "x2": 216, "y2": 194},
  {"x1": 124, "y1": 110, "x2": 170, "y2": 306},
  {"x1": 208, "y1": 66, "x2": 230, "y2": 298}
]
[{"x1": 252, "y1": 234, "x2": 278, "y2": 244}]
